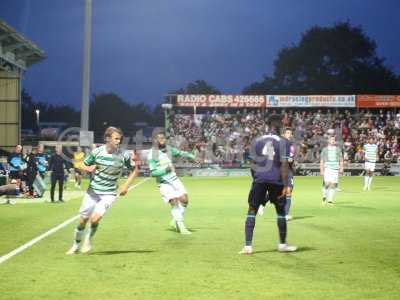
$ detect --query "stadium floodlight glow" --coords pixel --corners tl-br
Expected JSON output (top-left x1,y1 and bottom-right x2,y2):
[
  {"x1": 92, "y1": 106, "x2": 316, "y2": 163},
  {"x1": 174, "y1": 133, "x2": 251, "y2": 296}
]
[{"x1": 35, "y1": 109, "x2": 40, "y2": 126}]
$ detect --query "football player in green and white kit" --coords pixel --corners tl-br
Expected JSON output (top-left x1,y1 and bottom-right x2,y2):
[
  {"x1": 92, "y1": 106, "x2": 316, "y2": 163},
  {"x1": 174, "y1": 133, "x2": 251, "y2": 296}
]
[
  {"x1": 147, "y1": 132, "x2": 197, "y2": 235},
  {"x1": 363, "y1": 136, "x2": 378, "y2": 191},
  {"x1": 320, "y1": 135, "x2": 344, "y2": 205},
  {"x1": 66, "y1": 127, "x2": 139, "y2": 254}
]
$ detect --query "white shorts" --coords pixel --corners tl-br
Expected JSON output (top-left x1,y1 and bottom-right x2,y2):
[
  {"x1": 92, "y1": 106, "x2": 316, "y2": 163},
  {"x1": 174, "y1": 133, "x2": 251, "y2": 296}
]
[
  {"x1": 365, "y1": 162, "x2": 376, "y2": 172},
  {"x1": 79, "y1": 189, "x2": 117, "y2": 219},
  {"x1": 324, "y1": 168, "x2": 339, "y2": 184},
  {"x1": 159, "y1": 179, "x2": 187, "y2": 203}
]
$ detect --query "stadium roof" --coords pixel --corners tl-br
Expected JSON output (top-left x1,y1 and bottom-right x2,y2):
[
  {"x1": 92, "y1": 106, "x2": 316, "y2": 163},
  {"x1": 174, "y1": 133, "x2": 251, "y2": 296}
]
[{"x1": 0, "y1": 19, "x2": 45, "y2": 72}]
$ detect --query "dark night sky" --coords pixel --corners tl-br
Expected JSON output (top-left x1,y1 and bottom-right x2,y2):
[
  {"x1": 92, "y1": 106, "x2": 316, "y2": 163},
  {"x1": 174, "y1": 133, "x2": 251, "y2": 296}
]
[{"x1": 1, "y1": 0, "x2": 400, "y2": 107}]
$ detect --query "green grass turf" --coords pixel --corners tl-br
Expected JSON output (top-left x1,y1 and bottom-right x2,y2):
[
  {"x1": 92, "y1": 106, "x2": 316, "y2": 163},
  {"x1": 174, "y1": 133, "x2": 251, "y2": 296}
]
[{"x1": 0, "y1": 176, "x2": 399, "y2": 299}]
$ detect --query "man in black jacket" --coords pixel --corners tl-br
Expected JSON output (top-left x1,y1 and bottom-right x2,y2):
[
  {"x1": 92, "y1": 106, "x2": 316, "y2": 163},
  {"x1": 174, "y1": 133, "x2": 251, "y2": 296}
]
[
  {"x1": 26, "y1": 148, "x2": 38, "y2": 197},
  {"x1": 48, "y1": 145, "x2": 68, "y2": 203}
]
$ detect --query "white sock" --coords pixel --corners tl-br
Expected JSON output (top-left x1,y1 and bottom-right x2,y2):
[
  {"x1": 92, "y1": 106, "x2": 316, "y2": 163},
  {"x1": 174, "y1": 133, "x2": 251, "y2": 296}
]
[
  {"x1": 322, "y1": 187, "x2": 327, "y2": 198},
  {"x1": 176, "y1": 221, "x2": 187, "y2": 231},
  {"x1": 74, "y1": 230, "x2": 84, "y2": 244},
  {"x1": 368, "y1": 176, "x2": 373, "y2": 187},
  {"x1": 178, "y1": 203, "x2": 186, "y2": 218},
  {"x1": 327, "y1": 188, "x2": 335, "y2": 202},
  {"x1": 364, "y1": 176, "x2": 369, "y2": 188},
  {"x1": 87, "y1": 223, "x2": 99, "y2": 242},
  {"x1": 74, "y1": 225, "x2": 86, "y2": 245},
  {"x1": 171, "y1": 204, "x2": 183, "y2": 222}
]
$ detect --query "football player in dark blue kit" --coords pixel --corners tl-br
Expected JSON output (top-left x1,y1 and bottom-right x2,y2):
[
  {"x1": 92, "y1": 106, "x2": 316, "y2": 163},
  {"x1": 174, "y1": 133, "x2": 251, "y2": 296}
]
[
  {"x1": 239, "y1": 115, "x2": 297, "y2": 254},
  {"x1": 283, "y1": 127, "x2": 295, "y2": 220},
  {"x1": 257, "y1": 127, "x2": 296, "y2": 219}
]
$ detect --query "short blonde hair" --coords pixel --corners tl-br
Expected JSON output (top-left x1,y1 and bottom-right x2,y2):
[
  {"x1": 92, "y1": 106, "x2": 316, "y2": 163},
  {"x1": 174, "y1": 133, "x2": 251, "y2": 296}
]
[{"x1": 104, "y1": 127, "x2": 123, "y2": 141}]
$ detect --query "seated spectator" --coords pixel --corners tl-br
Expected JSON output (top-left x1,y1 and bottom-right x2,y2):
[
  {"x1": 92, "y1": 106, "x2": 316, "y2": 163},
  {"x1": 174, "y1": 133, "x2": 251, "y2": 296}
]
[{"x1": 8, "y1": 145, "x2": 25, "y2": 181}]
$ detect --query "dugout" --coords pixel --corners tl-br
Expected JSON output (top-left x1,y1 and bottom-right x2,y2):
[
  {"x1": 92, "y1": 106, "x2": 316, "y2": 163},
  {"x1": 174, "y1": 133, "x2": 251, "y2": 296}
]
[{"x1": 0, "y1": 20, "x2": 44, "y2": 153}]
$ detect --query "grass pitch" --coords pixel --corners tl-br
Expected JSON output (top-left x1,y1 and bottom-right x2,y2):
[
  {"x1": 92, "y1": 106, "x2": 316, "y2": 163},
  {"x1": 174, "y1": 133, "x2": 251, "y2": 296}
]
[{"x1": 0, "y1": 176, "x2": 399, "y2": 299}]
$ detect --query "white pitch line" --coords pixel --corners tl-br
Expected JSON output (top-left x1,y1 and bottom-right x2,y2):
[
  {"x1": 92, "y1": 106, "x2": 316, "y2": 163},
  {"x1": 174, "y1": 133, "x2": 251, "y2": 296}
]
[{"x1": 0, "y1": 177, "x2": 150, "y2": 265}]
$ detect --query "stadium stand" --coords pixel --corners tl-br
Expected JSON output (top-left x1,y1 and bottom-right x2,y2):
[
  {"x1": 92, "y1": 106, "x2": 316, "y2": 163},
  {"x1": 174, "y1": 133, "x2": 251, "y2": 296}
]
[
  {"x1": 169, "y1": 107, "x2": 400, "y2": 165},
  {"x1": 0, "y1": 20, "x2": 44, "y2": 153}
]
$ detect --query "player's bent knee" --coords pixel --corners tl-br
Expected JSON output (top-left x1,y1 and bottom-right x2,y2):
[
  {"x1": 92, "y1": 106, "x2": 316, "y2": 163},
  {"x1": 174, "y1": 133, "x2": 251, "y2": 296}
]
[
  {"x1": 180, "y1": 194, "x2": 189, "y2": 204},
  {"x1": 90, "y1": 213, "x2": 102, "y2": 224},
  {"x1": 79, "y1": 217, "x2": 89, "y2": 225},
  {"x1": 248, "y1": 206, "x2": 257, "y2": 215},
  {"x1": 169, "y1": 198, "x2": 179, "y2": 205}
]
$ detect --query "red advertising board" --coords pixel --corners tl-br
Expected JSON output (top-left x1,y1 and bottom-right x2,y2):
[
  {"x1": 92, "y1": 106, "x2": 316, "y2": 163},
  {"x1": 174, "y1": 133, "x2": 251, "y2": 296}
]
[
  {"x1": 176, "y1": 94, "x2": 266, "y2": 107},
  {"x1": 357, "y1": 95, "x2": 400, "y2": 108},
  {"x1": 176, "y1": 94, "x2": 400, "y2": 108}
]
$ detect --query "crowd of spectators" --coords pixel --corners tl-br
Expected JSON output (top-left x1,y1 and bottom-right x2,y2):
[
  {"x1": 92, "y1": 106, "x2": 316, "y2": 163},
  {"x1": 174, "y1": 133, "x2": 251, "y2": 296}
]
[{"x1": 168, "y1": 108, "x2": 400, "y2": 165}]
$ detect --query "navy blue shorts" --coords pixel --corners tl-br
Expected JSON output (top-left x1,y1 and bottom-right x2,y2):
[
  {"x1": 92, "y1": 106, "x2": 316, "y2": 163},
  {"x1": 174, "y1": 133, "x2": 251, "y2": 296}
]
[{"x1": 248, "y1": 181, "x2": 285, "y2": 209}]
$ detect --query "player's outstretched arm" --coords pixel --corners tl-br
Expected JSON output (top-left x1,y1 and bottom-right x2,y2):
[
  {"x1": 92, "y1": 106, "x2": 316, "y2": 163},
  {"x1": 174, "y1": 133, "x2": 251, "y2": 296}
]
[
  {"x1": 148, "y1": 159, "x2": 171, "y2": 177},
  {"x1": 171, "y1": 147, "x2": 196, "y2": 160}
]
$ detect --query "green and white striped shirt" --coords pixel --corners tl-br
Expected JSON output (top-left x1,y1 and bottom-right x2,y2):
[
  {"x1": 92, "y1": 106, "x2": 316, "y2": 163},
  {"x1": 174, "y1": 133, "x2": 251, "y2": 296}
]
[
  {"x1": 321, "y1": 146, "x2": 342, "y2": 170},
  {"x1": 363, "y1": 143, "x2": 378, "y2": 163},
  {"x1": 147, "y1": 146, "x2": 195, "y2": 184},
  {"x1": 84, "y1": 145, "x2": 132, "y2": 194}
]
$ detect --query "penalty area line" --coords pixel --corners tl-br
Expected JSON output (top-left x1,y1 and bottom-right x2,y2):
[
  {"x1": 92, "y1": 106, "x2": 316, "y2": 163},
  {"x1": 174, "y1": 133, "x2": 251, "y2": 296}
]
[{"x1": 0, "y1": 177, "x2": 150, "y2": 265}]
